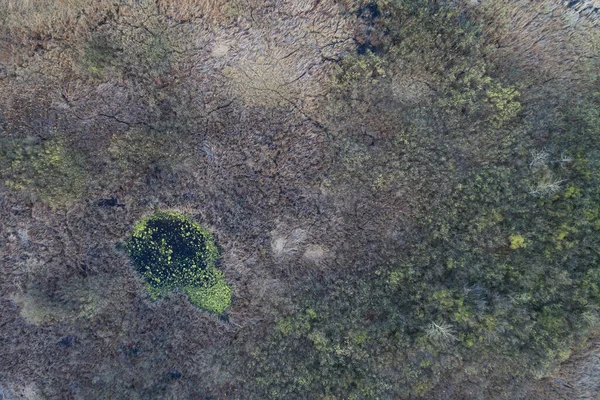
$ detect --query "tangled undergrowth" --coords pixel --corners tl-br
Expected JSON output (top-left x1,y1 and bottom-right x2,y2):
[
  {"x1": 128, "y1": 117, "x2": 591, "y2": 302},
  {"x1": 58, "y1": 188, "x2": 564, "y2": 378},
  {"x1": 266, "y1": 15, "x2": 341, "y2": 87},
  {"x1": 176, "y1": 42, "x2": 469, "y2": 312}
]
[
  {"x1": 126, "y1": 211, "x2": 232, "y2": 314},
  {"x1": 0, "y1": 134, "x2": 87, "y2": 207},
  {"x1": 1, "y1": 0, "x2": 599, "y2": 398}
]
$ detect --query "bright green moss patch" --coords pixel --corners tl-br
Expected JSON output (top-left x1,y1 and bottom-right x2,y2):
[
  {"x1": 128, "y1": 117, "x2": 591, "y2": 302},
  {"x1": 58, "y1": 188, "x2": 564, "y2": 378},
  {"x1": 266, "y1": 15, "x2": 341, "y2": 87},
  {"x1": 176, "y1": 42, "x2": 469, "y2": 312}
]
[
  {"x1": 509, "y1": 234, "x2": 527, "y2": 249},
  {"x1": 184, "y1": 273, "x2": 233, "y2": 314},
  {"x1": 126, "y1": 211, "x2": 232, "y2": 313}
]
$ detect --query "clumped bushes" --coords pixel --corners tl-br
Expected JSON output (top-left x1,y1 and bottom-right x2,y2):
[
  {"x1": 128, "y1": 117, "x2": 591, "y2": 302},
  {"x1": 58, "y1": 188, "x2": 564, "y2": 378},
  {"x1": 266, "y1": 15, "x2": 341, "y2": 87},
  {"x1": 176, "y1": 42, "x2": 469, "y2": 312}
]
[
  {"x1": 234, "y1": 1, "x2": 600, "y2": 398},
  {"x1": 126, "y1": 211, "x2": 232, "y2": 314},
  {"x1": 0, "y1": 134, "x2": 87, "y2": 207}
]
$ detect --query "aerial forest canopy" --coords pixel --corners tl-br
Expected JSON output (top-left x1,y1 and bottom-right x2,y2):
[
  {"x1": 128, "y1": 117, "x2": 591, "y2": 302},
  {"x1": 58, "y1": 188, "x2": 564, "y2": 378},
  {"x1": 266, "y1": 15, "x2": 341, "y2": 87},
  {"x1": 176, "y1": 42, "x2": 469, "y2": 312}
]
[{"x1": 0, "y1": 0, "x2": 599, "y2": 398}]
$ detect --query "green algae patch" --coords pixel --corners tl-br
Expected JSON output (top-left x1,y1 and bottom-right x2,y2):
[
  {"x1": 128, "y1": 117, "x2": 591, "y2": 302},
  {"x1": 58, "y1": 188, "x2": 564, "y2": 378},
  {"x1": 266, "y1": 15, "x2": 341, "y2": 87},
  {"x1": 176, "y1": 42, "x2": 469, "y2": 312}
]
[{"x1": 126, "y1": 211, "x2": 232, "y2": 314}]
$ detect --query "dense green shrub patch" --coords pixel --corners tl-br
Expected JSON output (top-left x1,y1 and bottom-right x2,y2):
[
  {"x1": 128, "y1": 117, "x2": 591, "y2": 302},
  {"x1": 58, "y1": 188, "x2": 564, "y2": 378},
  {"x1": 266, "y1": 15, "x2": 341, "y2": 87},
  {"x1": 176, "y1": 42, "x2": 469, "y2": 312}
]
[{"x1": 126, "y1": 211, "x2": 232, "y2": 313}]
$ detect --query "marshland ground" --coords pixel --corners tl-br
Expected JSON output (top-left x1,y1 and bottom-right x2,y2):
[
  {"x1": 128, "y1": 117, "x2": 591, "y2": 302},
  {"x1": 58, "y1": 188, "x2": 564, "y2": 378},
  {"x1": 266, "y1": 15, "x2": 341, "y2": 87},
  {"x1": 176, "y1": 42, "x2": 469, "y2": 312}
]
[{"x1": 1, "y1": 0, "x2": 600, "y2": 398}]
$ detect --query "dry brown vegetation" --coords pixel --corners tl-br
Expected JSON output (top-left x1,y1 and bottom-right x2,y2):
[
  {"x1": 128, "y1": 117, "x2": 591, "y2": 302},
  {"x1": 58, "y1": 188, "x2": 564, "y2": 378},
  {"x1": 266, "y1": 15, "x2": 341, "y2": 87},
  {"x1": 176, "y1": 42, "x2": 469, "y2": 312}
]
[
  {"x1": 0, "y1": 0, "x2": 599, "y2": 398},
  {"x1": 477, "y1": 0, "x2": 600, "y2": 84},
  {"x1": 0, "y1": 1, "x2": 356, "y2": 397}
]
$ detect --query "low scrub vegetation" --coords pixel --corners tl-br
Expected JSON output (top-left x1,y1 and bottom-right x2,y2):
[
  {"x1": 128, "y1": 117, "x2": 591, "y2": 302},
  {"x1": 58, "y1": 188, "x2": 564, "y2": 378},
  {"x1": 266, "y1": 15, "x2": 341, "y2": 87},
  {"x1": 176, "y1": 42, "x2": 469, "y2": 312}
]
[{"x1": 0, "y1": 0, "x2": 599, "y2": 399}]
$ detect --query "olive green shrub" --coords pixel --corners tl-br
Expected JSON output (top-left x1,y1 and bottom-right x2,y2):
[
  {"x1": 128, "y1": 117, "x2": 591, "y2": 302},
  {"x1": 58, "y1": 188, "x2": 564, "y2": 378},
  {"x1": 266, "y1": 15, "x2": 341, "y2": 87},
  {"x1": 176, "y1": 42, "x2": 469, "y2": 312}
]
[
  {"x1": 126, "y1": 211, "x2": 232, "y2": 314},
  {"x1": 238, "y1": 2, "x2": 600, "y2": 398},
  {"x1": 0, "y1": 134, "x2": 87, "y2": 207}
]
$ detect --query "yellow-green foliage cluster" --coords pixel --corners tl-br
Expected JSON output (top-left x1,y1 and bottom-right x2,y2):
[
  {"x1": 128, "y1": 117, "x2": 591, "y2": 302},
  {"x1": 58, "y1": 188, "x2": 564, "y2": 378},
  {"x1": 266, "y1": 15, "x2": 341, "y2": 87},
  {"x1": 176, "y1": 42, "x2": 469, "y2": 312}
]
[
  {"x1": 509, "y1": 234, "x2": 527, "y2": 249},
  {"x1": 486, "y1": 83, "x2": 522, "y2": 128},
  {"x1": 184, "y1": 275, "x2": 232, "y2": 315},
  {"x1": 126, "y1": 211, "x2": 232, "y2": 314},
  {"x1": 0, "y1": 135, "x2": 86, "y2": 206},
  {"x1": 440, "y1": 63, "x2": 521, "y2": 127}
]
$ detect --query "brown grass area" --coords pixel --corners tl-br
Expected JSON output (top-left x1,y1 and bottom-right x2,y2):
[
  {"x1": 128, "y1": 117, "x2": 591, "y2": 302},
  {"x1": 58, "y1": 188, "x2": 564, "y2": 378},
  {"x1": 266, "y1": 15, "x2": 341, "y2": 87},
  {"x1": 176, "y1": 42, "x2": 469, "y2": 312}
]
[
  {"x1": 476, "y1": 0, "x2": 600, "y2": 83},
  {"x1": 0, "y1": 1, "x2": 353, "y2": 396},
  {"x1": 1, "y1": 0, "x2": 118, "y2": 44}
]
